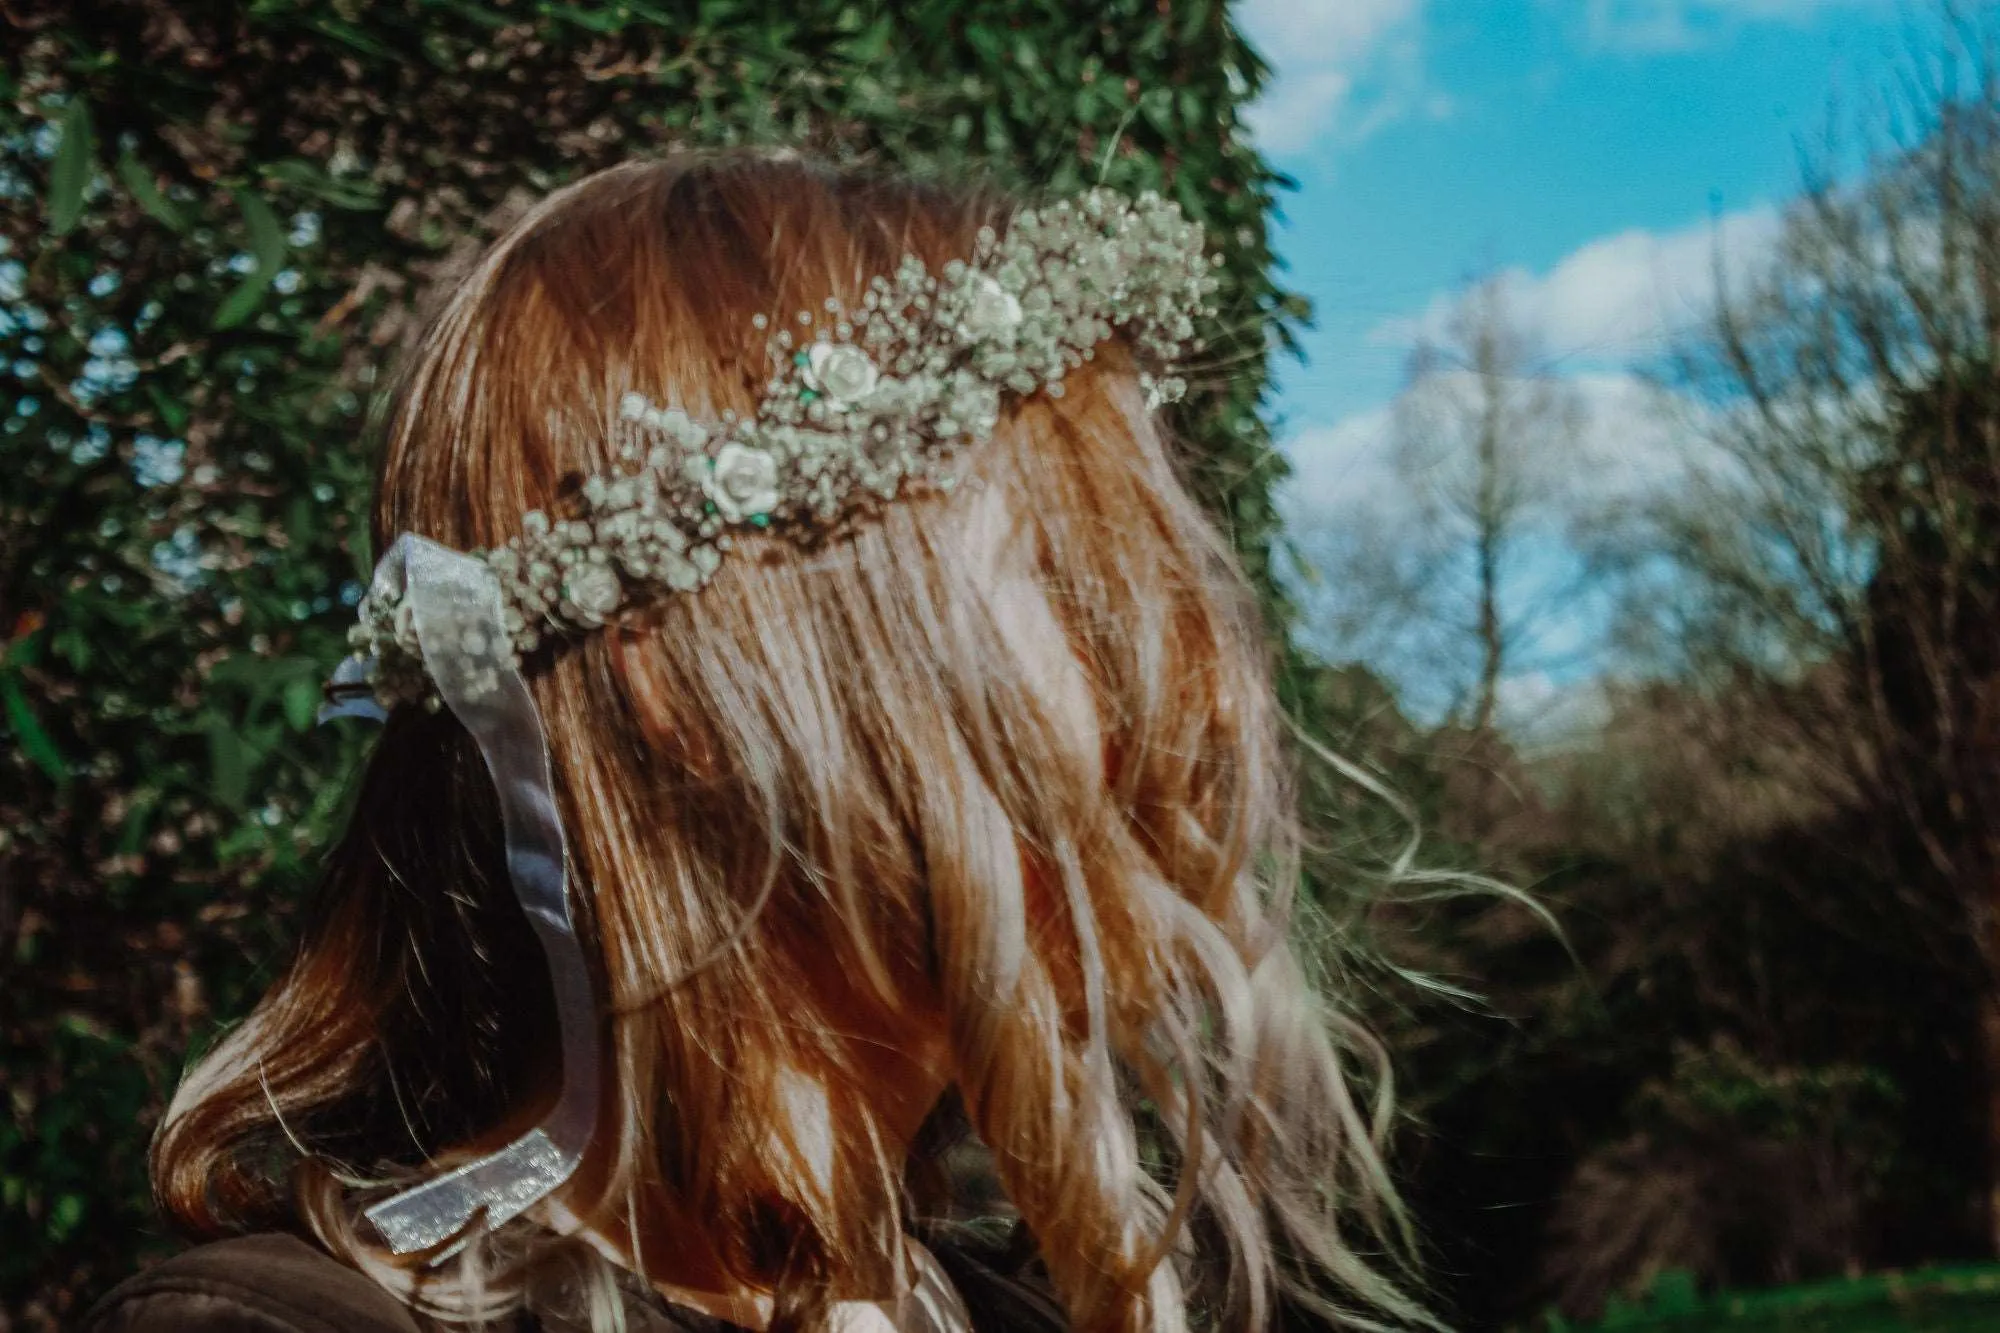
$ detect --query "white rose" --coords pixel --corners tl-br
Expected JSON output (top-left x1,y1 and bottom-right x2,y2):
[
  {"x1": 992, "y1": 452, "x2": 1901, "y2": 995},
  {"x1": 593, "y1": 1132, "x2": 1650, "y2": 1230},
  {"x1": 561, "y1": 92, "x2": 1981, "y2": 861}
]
[
  {"x1": 804, "y1": 343, "x2": 879, "y2": 406},
  {"x1": 959, "y1": 273, "x2": 1023, "y2": 340},
  {"x1": 562, "y1": 563, "x2": 623, "y2": 627},
  {"x1": 704, "y1": 442, "x2": 782, "y2": 521}
]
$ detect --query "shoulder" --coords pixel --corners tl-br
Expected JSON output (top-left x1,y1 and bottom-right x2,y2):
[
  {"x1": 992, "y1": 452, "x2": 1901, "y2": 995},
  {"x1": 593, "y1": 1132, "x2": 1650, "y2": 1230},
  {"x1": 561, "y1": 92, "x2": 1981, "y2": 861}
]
[{"x1": 82, "y1": 1233, "x2": 429, "y2": 1333}]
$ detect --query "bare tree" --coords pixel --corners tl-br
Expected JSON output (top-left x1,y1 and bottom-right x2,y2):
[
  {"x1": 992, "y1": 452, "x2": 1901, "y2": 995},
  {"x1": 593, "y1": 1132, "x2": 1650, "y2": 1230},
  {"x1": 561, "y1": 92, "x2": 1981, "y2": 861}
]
[
  {"x1": 1393, "y1": 278, "x2": 1589, "y2": 732},
  {"x1": 1624, "y1": 11, "x2": 2000, "y2": 1248},
  {"x1": 1293, "y1": 275, "x2": 1587, "y2": 735}
]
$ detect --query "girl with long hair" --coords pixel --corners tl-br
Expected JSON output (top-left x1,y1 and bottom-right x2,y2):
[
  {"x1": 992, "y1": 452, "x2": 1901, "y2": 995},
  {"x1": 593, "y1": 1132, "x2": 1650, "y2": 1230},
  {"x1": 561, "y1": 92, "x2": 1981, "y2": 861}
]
[{"x1": 87, "y1": 153, "x2": 1428, "y2": 1333}]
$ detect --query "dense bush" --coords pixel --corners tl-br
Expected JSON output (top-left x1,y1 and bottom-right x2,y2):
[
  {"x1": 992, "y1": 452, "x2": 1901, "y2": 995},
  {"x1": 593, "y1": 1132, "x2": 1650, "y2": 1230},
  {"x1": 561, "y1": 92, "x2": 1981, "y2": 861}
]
[{"x1": 0, "y1": 2, "x2": 1301, "y2": 1322}]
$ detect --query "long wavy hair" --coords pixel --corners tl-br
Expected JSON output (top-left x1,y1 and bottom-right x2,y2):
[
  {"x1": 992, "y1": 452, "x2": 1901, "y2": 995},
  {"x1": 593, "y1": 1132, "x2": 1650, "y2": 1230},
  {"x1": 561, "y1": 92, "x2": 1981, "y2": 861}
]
[{"x1": 151, "y1": 154, "x2": 1427, "y2": 1333}]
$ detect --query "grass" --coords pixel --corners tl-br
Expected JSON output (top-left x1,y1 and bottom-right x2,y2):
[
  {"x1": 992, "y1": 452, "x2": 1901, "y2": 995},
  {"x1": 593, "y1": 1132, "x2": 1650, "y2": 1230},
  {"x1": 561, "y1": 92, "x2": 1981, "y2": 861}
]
[{"x1": 1551, "y1": 1265, "x2": 2000, "y2": 1331}]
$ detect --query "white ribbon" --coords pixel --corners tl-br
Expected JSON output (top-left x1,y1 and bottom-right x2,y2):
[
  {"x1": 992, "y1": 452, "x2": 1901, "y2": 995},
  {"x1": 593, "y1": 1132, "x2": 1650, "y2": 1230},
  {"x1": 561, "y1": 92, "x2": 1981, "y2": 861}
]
[{"x1": 326, "y1": 534, "x2": 600, "y2": 1258}]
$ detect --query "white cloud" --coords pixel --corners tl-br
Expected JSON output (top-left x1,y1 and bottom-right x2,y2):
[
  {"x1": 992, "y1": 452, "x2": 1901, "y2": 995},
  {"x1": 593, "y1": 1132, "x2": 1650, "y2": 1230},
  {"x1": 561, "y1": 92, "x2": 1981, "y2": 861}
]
[
  {"x1": 1249, "y1": 69, "x2": 1357, "y2": 155},
  {"x1": 1582, "y1": 0, "x2": 1888, "y2": 53},
  {"x1": 1277, "y1": 405, "x2": 1401, "y2": 518},
  {"x1": 1371, "y1": 204, "x2": 1784, "y2": 362},
  {"x1": 1235, "y1": 0, "x2": 1439, "y2": 156},
  {"x1": 1236, "y1": 0, "x2": 1421, "y2": 70},
  {"x1": 1567, "y1": 370, "x2": 1712, "y2": 501},
  {"x1": 1278, "y1": 369, "x2": 1698, "y2": 528},
  {"x1": 1277, "y1": 205, "x2": 1798, "y2": 727},
  {"x1": 1277, "y1": 373, "x2": 1693, "y2": 730},
  {"x1": 1285, "y1": 202, "x2": 1778, "y2": 529}
]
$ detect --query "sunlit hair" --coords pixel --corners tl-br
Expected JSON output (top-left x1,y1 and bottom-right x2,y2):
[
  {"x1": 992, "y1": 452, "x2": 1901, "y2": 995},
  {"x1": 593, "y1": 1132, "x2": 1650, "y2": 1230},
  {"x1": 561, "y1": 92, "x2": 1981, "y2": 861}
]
[{"x1": 151, "y1": 154, "x2": 1429, "y2": 1333}]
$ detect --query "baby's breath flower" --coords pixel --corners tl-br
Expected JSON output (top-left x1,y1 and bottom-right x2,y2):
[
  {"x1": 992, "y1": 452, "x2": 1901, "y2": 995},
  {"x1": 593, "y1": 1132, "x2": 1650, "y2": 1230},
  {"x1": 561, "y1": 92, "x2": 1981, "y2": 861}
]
[
  {"x1": 347, "y1": 186, "x2": 1219, "y2": 709},
  {"x1": 958, "y1": 274, "x2": 1023, "y2": 341}
]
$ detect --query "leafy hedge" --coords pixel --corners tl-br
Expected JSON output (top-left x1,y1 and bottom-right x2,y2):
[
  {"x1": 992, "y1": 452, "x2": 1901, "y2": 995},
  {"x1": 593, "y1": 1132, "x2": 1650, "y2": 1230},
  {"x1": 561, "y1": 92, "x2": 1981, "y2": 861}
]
[{"x1": 0, "y1": 1, "x2": 1300, "y2": 1323}]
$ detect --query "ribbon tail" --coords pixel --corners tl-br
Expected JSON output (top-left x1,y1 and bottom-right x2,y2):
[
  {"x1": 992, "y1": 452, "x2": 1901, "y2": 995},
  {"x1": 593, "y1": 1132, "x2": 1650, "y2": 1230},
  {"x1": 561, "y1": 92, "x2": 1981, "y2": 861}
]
[
  {"x1": 356, "y1": 534, "x2": 601, "y2": 1259},
  {"x1": 318, "y1": 654, "x2": 389, "y2": 725}
]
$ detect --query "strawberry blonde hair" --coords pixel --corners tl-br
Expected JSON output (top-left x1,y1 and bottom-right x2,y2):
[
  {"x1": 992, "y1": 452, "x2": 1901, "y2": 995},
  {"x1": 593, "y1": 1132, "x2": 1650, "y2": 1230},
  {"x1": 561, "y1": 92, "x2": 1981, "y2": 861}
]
[{"x1": 152, "y1": 155, "x2": 1427, "y2": 1333}]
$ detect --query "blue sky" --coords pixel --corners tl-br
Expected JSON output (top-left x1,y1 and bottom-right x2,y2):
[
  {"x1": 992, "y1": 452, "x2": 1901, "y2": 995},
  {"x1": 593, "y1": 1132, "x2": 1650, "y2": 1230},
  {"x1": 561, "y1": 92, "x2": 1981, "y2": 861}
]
[{"x1": 1235, "y1": 0, "x2": 1920, "y2": 727}]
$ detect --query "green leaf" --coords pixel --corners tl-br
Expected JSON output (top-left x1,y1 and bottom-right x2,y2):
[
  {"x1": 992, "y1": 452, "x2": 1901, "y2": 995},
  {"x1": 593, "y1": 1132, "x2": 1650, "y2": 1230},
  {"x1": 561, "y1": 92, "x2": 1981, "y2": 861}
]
[
  {"x1": 207, "y1": 718, "x2": 249, "y2": 810},
  {"x1": 2, "y1": 622, "x2": 43, "y2": 669},
  {"x1": 286, "y1": 494, "x2": 315, "y2": 547},
  {"x1": 1177, "y1": 87, "x2": 1206, "y2": 130},
  {"x1": 282, "y1": 676, "x2": 319, "y2": 733},
  {"x1": 542, "y1": 3, "x2": 629, "y2": 33},
  {"x1": 347, "y1": 522, "x2": 374, "y2": 583},
  {"x1": 309, "y1": 16, "x2": 393, "y2": 58},
  {"x1": 50, "y1": 627, "x2": 91, "y2": 672},
  {"x1": 115, "y1": 790, "x2": 156, "y2": 855},
  {"x1": 237, "y1": 189, "x2": 287, "y2": 275},
  {"x1": 146, "y1": 382, "x2": 190, "y2": 433},
  {"x1": 1, "y1": 674, "x2": 66, "y2": 784},
  {"x1": 213, "y1": 273, "x2": 270, "y2": 330},
  {"x1": 211, "y1": 191, "x2": 287, "y2": 330},
  {"x1": 114, "y1": 149, "x2": 186, "y2": 232},
  {"x1": 46, "y1": 96, "x2": 95, "y2": 237},
  {"x1": 48, "y1": 1193, "x2": 84, "y2": 1242},
  {"x1": 965, "y1": 24, "x2": 1003, "y2": 65},
  {"x1": 207, "y1": 653, "x2": 282, "y2": 692},
  {"x1": 840, "y1": 17, "x2": 892, "y2": 63},
  {"x1": 262, "y1": 158, "x2": 380, "y2": 210}
]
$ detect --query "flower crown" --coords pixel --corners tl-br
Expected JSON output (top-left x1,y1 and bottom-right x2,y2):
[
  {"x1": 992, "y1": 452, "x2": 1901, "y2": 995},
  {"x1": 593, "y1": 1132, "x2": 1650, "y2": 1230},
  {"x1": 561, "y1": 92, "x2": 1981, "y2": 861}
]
[{"x1": 344, "y1": 186, "x2": 1220, "y2": 708}]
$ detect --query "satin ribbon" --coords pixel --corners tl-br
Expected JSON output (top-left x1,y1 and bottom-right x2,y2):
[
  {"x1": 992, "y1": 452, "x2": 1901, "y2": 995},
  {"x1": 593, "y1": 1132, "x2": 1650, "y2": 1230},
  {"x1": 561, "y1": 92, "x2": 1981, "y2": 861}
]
[{"x1": 323, "y1": 534, "x2": 600, "y2": 1259}]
